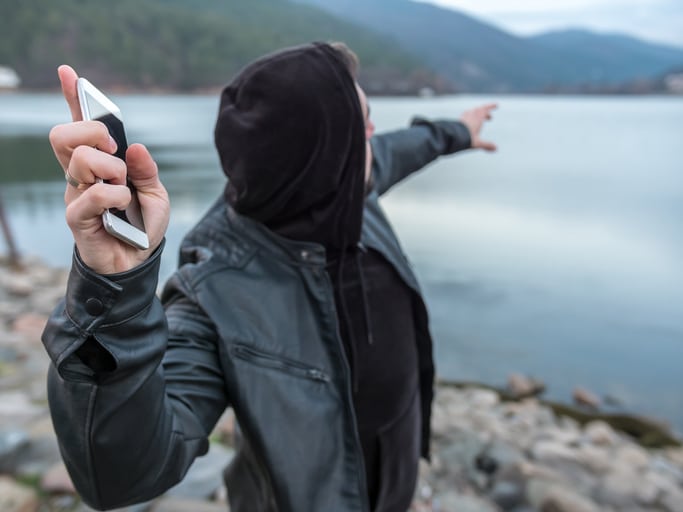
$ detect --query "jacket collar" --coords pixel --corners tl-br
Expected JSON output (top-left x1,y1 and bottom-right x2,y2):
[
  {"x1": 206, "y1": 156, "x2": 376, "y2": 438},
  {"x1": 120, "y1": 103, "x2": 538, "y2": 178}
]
[{"x1": 225, "y1": 204, "x2": 327, "y2": 266}]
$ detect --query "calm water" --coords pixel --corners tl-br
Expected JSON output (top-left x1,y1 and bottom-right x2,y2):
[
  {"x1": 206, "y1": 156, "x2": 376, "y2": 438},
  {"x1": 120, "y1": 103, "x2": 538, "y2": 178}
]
[{"x1": 1, "y1": 92, "x2": 682, "y2": 434}]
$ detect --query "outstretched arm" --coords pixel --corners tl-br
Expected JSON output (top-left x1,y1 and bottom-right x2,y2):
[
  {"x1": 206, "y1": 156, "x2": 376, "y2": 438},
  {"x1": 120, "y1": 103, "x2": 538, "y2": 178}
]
[{"x1": 371, "y1": 103, "x2": 497, "y2": 196}]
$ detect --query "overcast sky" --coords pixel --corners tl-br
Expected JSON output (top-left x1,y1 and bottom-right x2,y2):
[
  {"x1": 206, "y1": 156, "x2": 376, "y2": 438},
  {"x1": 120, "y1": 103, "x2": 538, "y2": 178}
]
[{"x1": 420, "y1": 0, "x2": 683, "y2": 48}]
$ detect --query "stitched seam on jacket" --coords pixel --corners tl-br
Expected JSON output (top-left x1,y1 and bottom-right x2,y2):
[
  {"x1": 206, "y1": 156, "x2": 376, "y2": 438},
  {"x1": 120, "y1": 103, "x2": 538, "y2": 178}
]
[{"x1": 85, "y1": 385, "x2": 103, "y2": 507}]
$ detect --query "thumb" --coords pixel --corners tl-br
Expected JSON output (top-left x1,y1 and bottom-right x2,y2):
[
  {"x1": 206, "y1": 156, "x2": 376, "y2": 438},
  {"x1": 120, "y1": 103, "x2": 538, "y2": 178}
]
[{"x1": 125, "y1": 143, "x2": 161, "y2": 189}]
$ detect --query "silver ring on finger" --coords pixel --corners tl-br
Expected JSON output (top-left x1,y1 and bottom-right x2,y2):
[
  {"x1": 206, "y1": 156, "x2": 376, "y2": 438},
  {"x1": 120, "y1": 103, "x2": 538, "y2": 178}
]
[{"x1": 64, "y1": 169, "x2": 84, "y2": 189}]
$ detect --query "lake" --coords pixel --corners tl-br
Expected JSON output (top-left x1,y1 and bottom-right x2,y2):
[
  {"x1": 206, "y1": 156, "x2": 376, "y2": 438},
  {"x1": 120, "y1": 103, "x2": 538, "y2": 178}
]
[{"x1": 1, "y1": 92, "x2": 682, "y2": 435}]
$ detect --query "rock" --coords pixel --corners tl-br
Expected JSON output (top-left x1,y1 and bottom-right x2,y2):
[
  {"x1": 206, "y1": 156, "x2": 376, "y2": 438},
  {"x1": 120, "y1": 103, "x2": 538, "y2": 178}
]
[
  {"x1": 433, "y1": 491, "x2": 500, "y2": 512},
  {"x1": 467, "y1": 388, "x2": 500, "y2": 408},
  {"x1": 166, "y1": 443, "x2": 234, "y2": 500},
  {"x1": 150, "y1": 498, "x2": 228, "y2": 512},
  {"x1": 0, "y1": 429, "x2": 30, "y2": 473},
  {"x1": 665, "y1": 447, "x2": 683, "y2": 468},
  {"x1": 572, "y1": 387, "x2": 601, "y2": 409},
  {"x1": 531, "y1": 440, "x2": 582, "y2": 466},
  {"x1": 583, "y1": 420, "x2": 619, "y2": 446},
  {"x1": 661, "y1": 487, "x2": 683, "y2": 512},
  {"x1": 0, "y1": 476, "x2": 40, "y2": 512},
  {"x1": 211, "y1": 409, "x2": 235, "y2": 446},
  {"x1": 0, "y1": 391, "x2": 43, "y2": 428},
  {"x1": 507, "y1": 373, "x2": 545, "y2": 399},
  {"x1": 541, "y1": 486, "x2": 601, "y2": 512},
  {"x1": 485, "y1": 439, "x2": 525, "y2": 472},
  {"x1": 11, "y1": 313, "x2": 48, "y2": 343},
  {"x1": 613, "y1": 444, "x2": 650, "y2": 471},
  {"x1": 575, "y1": 444, "x2": 612, "y2": 474},
  {"x1": 527, "y1": 480, "x2": 599, "y2": 512},
  {"x1": 489, "y1": 479, "x2": 525, "y2": 509},
  {"x1": 15, "y1": 435, "x2": 63, "y2": 477},
  {"x1": 4, "y1": 275, "x2": 33, "y2": 298},
  {"x1": 650, "y1": 454, "x2": 683, "y2": 484},
  {"x1": 40, "y1": 462, "x2": 76, "y2": 494},
  {"x1": 594, "y1": 468, "x2": 643, "y2": 509}
]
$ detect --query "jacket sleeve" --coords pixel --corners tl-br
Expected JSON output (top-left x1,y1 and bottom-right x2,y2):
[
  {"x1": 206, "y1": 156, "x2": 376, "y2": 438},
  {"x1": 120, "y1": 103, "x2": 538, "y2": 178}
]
[
  {"x1": 371, "y1": 118, "x2": 472, "y2": 196},
  {"x1": 41, "y1": 245, "x2": 228, "y2": 510}
]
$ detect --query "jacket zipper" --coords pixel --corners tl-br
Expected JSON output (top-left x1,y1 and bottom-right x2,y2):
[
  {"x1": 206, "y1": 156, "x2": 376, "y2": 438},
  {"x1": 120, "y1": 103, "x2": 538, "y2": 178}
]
[{"x1": 231, "y1": 344, "x2": 330, "y2": 382}]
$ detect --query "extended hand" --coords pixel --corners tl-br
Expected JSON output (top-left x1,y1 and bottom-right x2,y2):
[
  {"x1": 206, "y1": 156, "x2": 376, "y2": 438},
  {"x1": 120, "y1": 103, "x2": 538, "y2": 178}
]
[
  {"x1": 49, "y1": 65, "x2": 170, "y2": 275},
  {"x1": 460, "y1": 103, "x2": 498, "y2": 152}
]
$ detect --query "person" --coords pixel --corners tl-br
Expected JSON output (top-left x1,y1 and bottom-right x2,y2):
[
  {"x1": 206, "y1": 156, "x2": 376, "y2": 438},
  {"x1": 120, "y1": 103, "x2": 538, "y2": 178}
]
[{"x1": 42, "y1": 42, "x2": 496, "y2": 512}]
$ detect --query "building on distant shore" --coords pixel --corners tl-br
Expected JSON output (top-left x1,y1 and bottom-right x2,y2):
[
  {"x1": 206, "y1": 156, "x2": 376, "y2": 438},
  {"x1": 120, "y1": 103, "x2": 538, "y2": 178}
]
[{"x1": 0, "y1": 66, "x2": 20, "y2": 89}]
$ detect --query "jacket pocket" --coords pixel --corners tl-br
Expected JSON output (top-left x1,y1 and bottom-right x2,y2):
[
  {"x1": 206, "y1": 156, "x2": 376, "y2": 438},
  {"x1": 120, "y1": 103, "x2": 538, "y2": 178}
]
[{"x1": 230, "y1": 343, "x2": 330, "y2": 383}]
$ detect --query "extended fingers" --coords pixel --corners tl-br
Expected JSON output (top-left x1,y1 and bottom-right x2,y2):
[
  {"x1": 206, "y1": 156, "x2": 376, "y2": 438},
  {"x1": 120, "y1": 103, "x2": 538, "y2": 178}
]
[{"x1": 58, "y1": 65, "x2": 83, "y2": 122}]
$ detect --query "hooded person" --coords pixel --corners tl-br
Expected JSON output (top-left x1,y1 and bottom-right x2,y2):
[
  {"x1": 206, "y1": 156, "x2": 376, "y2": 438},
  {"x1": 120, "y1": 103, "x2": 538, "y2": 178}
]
[
  {"x1": 215, "y1": 42, "x2": 423, "y2": 511},
  {"x1": 43, "y1": 40, "x2": 496, "y2": 512}
]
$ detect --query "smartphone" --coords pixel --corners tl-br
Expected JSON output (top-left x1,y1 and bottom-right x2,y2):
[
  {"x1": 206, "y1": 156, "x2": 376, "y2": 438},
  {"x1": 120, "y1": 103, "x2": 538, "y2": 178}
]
[{"x1": 76, "y1": 77, "x2": 149, "y2": 250}]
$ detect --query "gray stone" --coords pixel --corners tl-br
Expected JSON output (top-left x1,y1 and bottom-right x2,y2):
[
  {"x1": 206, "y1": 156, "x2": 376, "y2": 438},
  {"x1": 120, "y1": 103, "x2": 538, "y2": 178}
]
[
  {"x1": 15, "y1": 435, "x2": 63, "y2": 476},
  {"x1": 150, "y1": 498, "x2": 228, "y2": 512},
  {"x1": 527, "y1": 480, "x2": 599, "y2": 512},
  {"x1": 433, "y1": 491, "x2": 500, "y2": 512},
  {"x1": 583, "y1": 420, "x2": 619, "y2": 446},
  {"x1": 166, "y1": 443, "x2": 234, "y2": 500},
  {"x1": 612, "y1": 444, "x2": 650, "y2": 471},
  {"x1": 489, "y1": 479, "x2": 525, "y2": 509},
  {"x1": 77, "y1": 500, "x2": 155, "y2": 512},
  {"x1": 0, "y1": 391, "x2": 43, "y2": 426},
  {"x1": 660, "y1": 484, "x2": 683, "y2": 512},
  {"x1": 0, "y1": 476, "x2": 40, "y2": 512},
  {"x1": 40, "y1": 462, "x2": 75, "y2": 494},
  {"x1": 0, "y1": 429, "x2": 29, "y2": 473},
  {"x1": 650, "y1": 454, "x2": 683, "y2": 484},
  {"x1": 486, "y1": 440, "x2": 525, "y2": 471},
  {"x1": 572, "y1": 387, "x2": 601, "y2": 409},
  {"x1": 507, "y1": 373, "x2": 545, "y2": 399},
  {"x1": 542, "y1": 486, "x2": 601, "y2": 512},
  {"x1": 576, "y1": 444, "x2": 612, "y2": 474},
  {"x1": 594, "y1": 468, "x2": 643, "y2": 508}
]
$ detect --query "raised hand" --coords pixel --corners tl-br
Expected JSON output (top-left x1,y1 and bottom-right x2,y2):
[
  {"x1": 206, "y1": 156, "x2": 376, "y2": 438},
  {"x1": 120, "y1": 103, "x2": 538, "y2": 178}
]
[
  {"x1": 459, "y1": 103, "x2": 498, "y2": 152},
  {"x1": 49, "y1": 65, "x2": 170, "y2": 275}
]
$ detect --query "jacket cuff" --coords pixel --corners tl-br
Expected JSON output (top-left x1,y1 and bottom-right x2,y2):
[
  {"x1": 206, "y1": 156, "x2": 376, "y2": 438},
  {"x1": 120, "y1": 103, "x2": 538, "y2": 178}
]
[
  {"x1": 410, "y1": 118, "x2": 472, "y2": 154},
  {"x1": 41, "y1": 242, "x2": 165, "y2": 379},
  {"x1": 66, "y1": 242, "x2": 165, "y2": 329}
]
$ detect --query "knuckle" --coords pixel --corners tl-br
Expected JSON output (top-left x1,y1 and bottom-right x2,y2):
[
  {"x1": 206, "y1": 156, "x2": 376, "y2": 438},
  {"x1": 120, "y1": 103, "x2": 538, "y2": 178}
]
[
  {"x1": 70, "y1": 144, "x2": 91, "y2": 165},
  {"x1": 49, "y1": 124, "x2": 68, "y2": 148},
  {"x1": 94, "y1": 121, "x2": 112, "y2": 143}
]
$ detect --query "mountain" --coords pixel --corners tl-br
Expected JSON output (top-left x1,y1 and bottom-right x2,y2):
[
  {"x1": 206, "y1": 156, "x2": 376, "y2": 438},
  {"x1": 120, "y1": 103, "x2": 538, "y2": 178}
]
[
  {"x1": 528, "y1": 30, "x2": 683, "y2": 85},
  {"x1": 0, "y1": 0, "x2": 439, "y2": 92},
  {"x1": 293, "y1": 0, "x2": 683, "y2": 92}
]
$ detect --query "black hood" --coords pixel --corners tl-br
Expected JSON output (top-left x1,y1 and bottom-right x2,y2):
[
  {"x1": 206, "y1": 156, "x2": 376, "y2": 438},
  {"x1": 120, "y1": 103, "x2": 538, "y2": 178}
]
[{"x1": 214, "y1": 42, "x2": 366, "y2": 251}]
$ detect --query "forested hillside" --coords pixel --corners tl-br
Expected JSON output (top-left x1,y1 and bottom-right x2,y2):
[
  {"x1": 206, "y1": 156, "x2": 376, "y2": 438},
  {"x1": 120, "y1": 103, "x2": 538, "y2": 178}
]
[{"x1": 0, "y1": 0, "x2": 442, "y2": 92}]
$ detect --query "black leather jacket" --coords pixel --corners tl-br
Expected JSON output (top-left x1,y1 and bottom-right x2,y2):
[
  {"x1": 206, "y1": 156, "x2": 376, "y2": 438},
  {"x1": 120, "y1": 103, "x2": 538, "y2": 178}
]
[{"x1": 42, "y1": 119, "x2": 471, "y2": 511}]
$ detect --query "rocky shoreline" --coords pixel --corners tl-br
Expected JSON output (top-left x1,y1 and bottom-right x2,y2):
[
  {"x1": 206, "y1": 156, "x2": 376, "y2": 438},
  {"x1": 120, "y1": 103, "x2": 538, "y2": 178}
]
[{"x1": 1, "y1": 257, "x2": 682, "y2": 512}]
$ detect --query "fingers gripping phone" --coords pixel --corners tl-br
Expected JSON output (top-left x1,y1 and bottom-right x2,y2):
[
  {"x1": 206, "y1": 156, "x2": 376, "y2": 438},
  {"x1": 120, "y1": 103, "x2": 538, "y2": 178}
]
[{"x1": 76, "y1": 77, "x2": 149, "y2": 250}]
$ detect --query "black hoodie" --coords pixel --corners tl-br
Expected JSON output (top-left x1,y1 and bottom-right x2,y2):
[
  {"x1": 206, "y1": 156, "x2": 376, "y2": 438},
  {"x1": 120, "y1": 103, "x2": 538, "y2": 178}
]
[{"x1": 214, "y1": 42, "x2": 366, "y2": 252}]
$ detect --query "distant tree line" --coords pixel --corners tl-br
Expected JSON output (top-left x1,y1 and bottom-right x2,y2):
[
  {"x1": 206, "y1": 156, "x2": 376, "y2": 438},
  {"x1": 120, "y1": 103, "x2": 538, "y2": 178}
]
[{"x1": 0, "y1": 0, "x2": 447, "y2": 93}]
